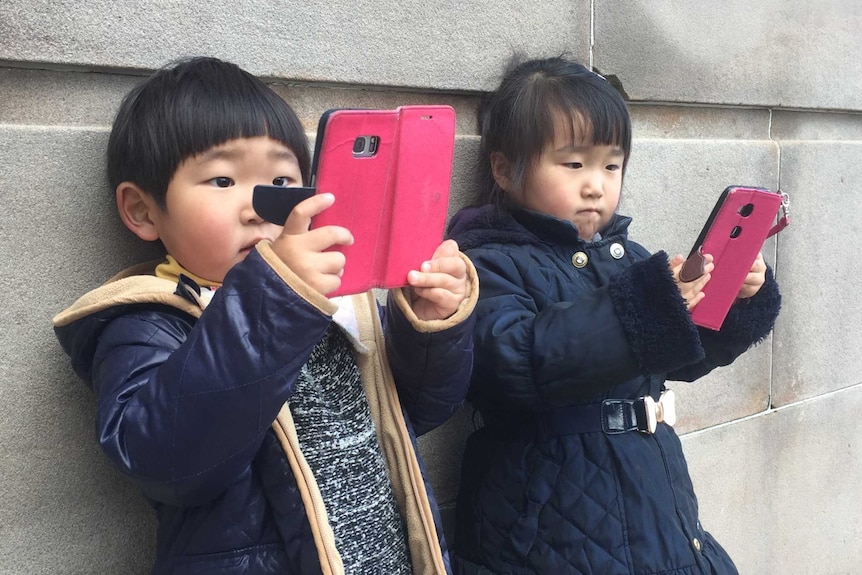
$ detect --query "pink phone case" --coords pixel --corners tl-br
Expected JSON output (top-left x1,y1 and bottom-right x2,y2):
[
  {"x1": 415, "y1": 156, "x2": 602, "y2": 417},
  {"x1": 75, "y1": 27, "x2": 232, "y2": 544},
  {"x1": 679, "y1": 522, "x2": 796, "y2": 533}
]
[
  {"x1": 681, "y1": 186, "x2": 788, "y2": 331},
  {"x1": 310, "y1": 106, "x2": 456, "y2": 297}
]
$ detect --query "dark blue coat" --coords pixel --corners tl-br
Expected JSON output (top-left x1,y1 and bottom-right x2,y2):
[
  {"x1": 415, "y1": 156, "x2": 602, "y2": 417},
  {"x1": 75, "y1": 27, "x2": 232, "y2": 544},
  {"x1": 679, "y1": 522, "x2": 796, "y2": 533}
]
[
  {"x1": 54, "y1": 244, "x2": 478, "y2": 574},
  {"x1": 447, "y1": 205, "x2": 780, "y2": 575}
]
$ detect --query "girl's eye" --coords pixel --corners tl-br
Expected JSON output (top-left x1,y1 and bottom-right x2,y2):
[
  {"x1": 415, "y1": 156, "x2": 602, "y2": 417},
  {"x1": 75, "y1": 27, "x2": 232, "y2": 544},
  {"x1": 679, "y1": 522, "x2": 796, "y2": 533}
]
[
  {"x1": 565, "y1": 162, "x2": 583, "y2": 169},
  {"x1": 209, "y1": 177, "x2": 234, "y2": 188},
  {"x1": 606, "y1": 164, "x2": 621, "y2": 172},
  {"x1": 272, "y1": 176, "x2": 294, "y2": 187}
]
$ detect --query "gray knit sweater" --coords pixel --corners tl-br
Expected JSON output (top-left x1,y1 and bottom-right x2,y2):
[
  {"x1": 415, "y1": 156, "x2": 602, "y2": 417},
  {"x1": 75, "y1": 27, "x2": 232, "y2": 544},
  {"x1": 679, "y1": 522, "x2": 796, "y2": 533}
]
[{"x1": 290, "y1": 325, "x2": 412, "y2": 574}]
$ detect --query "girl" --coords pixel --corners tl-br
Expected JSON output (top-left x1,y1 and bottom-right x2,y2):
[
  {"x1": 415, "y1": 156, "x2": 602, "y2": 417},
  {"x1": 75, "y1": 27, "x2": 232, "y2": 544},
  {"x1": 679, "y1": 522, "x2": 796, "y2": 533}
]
[{"x1": 446, "y1": 56, "x2": 780, "y2": 574}]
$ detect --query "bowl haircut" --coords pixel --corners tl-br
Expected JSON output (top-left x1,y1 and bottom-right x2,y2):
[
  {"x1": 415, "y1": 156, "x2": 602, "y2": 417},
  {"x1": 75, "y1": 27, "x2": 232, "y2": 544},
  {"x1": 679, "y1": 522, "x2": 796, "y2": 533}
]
[{"x1": 107, "y1": 56, "x2": 311, "y2": 208}]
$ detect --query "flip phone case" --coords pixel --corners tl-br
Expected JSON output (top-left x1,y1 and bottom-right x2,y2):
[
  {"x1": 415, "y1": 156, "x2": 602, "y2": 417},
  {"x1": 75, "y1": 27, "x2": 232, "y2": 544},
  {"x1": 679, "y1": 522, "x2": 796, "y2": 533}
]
[
  {"x1": 252, "y1": 185, "x2": 315, "y2": 225},
  {"x1": 310, "y1": 105, "x2": 456, "y2": 297},
  {"x1": 680, "y1": 185, "x2": 789, "y2": 331}
]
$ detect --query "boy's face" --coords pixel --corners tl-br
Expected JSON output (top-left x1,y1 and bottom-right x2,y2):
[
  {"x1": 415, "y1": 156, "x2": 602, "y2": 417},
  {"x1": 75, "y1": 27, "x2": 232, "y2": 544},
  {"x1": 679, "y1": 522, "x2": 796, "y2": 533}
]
[
  {"x1": 513, "y1": 116, "x2": 624, "y2": 241},
  {"x1": 152, "y1": 136, "x2": 303, "y2": 282}
]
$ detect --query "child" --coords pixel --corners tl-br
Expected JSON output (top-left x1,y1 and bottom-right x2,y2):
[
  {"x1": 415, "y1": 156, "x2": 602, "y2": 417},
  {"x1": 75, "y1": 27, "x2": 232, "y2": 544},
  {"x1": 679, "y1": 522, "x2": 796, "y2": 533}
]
[
  {"x1": 53, "y1": 57, "x2": 478, "y2": 575},
  {"x1": 446, "y1": 56, "x2": 780, "y2": 574}
]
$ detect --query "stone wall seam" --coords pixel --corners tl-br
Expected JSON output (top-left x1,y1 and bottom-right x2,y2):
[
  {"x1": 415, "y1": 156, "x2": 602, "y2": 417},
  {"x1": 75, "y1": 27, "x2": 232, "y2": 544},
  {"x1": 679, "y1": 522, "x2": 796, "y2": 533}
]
[{"x1": 681, "y1": 380, "x2": 862, "y2": 440}]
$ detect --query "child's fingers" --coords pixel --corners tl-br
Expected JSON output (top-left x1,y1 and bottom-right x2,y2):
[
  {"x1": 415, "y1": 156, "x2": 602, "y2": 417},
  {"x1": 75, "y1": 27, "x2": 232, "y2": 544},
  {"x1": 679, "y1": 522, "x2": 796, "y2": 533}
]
[
  {"x1": 407, "y1": 269, "x2": 462, "y2": 292},
  {"x1": 315, "y1": 274, "x2": 343, "y2": 296},
  {"x1": 750, "y1": 252, "x2": 766, "y2": 273},
  {"x1": 294, "y1": 225, "x2": 354, "y2": 251},
  {"x1": 410, "y1": 285, "x2": 461, "y2": 313},
  {"x1": 282, "y1": 193, "x2": 336, "y2": 234},
  {"x1": 418, "y1": 255, "x2": 467, "y2": 278},
  {"x1": 686, "y1": 291, "x2": 706, "y2": 310},
  {"x1": 692, "y1": 270, "x2": 712, "y2": 290},
  {"x1": 429, "y1": 239, "x2": 461, "y2": 260},
  {"x1": 314, "y1": 251, "x2": 348, "y2": 275}
]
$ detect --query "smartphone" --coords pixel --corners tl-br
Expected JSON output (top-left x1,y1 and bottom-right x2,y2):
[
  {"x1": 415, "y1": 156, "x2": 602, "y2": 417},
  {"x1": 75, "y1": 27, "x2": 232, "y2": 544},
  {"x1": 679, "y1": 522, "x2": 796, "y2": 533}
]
[
  {"x1": 252, "y1": 106, "x2": 456, "y2": 296},
  {"x1": 252, "y1": 108, "x2": 397, "y2": 225},
  {"x1": 309, "y1": 106, "x2": 456, "y2": 296},
  {"x1": 681, "y1": 185, "x2": 787, "y2": 330}
]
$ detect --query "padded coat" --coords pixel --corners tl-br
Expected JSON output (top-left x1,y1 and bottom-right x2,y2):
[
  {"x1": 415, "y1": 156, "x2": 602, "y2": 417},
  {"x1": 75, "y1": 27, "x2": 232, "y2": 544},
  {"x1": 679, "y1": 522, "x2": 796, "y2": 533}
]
[
  {"x1": 446, "y1": 205, "x2": 780, "y2": 575},
  {"x1": 53, "y1": 242, "x2": 478, "y2": 575}
]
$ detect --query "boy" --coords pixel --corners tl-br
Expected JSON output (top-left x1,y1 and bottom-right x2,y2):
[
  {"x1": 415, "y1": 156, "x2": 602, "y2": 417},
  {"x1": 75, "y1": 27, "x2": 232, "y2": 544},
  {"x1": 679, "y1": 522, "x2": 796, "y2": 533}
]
[{"x1": 53, "y1": 57, "x2": 478, "y2": 575}]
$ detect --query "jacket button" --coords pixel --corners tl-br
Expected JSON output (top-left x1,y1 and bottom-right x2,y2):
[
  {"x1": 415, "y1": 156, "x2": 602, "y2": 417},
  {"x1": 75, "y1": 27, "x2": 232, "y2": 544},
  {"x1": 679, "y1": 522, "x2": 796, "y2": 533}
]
[
  {"x1": 610, "y1": 242, "x2": 625, "y2": 259},
  {"x1": 692, "y1": 537, "x2": 702, "y2": 552},
  {"x1": 572, "y1": 251, "x2": 588, "y2": 268}
]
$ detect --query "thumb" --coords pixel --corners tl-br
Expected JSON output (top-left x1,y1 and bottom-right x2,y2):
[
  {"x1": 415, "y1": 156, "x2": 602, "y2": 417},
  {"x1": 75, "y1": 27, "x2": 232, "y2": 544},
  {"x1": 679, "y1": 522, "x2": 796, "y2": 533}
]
[
  {"x1": 283, "y1": 193, "x2": 335, "y2": 234},
  {"x1": 668, "y1": 253, "x2": 685, "y2": 268}
]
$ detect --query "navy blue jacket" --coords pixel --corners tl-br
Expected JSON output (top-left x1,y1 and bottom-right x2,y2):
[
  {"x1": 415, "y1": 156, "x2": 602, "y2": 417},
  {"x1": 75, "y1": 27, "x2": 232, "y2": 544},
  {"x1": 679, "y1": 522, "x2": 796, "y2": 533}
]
[
  {"x1": 54, "y1": 243, "x2": 479, "y2": 574},
  {"x1": 447, "y1": 205, "x2": 780, "y2": 575}
]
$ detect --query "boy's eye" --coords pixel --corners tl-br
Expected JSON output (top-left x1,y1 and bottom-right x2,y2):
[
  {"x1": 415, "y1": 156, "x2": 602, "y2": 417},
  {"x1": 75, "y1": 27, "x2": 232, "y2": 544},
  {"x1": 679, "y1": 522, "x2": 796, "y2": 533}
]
[
  {"x1": 209, "y1": 177, "x2": 234, "y2": 188},
  {"x1": 272, "y1": 176, "x2": 294, "y2": 187}
]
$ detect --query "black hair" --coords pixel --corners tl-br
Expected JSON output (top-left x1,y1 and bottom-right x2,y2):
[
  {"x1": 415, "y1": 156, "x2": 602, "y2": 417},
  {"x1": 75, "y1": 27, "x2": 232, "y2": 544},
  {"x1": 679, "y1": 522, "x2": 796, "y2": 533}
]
[
  {"x1": 107, "y1": 56, "x2": 310, "y2": 208},
  {"x1": 477, "y1": 55, "x2": 632, "y2": 205}
]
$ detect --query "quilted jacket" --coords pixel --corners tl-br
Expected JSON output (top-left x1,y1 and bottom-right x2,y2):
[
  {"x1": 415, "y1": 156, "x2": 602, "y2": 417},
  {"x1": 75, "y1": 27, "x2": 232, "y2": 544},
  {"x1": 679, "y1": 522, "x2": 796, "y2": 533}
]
[
  {"x1": 446, "y1": 205, "x2": 781, "y2": 575},
  {"x1": 53, "y1": 241, "x2": 478, "y2": 575}
]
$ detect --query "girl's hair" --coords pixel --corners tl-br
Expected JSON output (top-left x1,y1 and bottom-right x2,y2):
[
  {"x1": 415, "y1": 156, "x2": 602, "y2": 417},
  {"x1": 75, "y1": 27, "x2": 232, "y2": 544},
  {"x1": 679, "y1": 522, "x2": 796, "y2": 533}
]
[
  {"x1": 477, "y1": 56, "x2": 632, "y2": 205},
  {"x1": 107, "y1": 56, "x2": 311, "y2": 208}
]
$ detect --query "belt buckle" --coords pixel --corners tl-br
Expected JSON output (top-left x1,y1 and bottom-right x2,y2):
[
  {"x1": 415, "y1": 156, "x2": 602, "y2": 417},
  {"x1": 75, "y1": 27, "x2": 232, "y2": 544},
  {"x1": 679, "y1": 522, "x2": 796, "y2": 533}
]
[{"x1": 642, "y1": 390, "x2": 677, "y2": 434}]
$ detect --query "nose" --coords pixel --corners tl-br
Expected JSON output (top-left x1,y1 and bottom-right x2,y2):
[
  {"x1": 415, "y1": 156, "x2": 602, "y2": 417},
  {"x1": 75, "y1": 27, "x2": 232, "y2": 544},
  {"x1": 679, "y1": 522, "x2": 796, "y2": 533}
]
[
  {"x1": 241, "y1": 188, "x2": 265, "y2": 224},
  {"x1": 582, "y1": 169, "x2": 604, "y2": 198}
]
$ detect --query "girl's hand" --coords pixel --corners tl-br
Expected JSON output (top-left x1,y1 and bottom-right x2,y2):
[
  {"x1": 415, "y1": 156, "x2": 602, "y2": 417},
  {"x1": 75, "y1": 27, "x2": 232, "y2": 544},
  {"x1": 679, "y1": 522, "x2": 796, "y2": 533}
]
[
  {"x1": 669, "y1": 253, "x2": 714, "y2": 311},
  {"x1": 270, "y1": 193, "x2": 354, "y2": 295},
  {"x1": 737, "y1": 252, "x2": 766, "y2": 299},
  {"x1": 406, "y1": 239, "x2": 468, "y2": 321}
]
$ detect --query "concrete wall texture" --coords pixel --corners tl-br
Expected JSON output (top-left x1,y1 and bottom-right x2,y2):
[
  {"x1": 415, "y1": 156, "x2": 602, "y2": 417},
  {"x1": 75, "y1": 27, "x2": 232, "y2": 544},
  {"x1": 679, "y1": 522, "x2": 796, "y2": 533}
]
[{"x1": 1, "y1": 1, "x2": 860, "y2": 573}]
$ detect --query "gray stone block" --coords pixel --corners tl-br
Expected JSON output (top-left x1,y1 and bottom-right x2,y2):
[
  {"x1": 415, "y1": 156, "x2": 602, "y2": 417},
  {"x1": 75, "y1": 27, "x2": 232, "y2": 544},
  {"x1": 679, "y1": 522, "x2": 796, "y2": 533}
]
[
  {"x1": 595, "y1": 1, "x2": 862, "y2": 110},
  {"x1": 0, "y1": 67, "x2": 482, "y2": 136},
  {"x1": 772, "y1": 141, "x2": 862, "y2": 405},
  {"x1": 681, "y1": 383, "x2": 862, "y2": 574},
  {"x1": 0, "y1": 67, "x2": 138, "y2": 127},
  {"x1": 630, "y1": 104, "x2": 771, "y2": 140},
  {"x1": 772, "y1": 110, "x2": 862, "y2": 141},
  {"x1": 0, "y1": 0, "x2": 591, "y2": 91},
  {"x1": 0, "y1": 126, "x2": 158, "y2": 574}
]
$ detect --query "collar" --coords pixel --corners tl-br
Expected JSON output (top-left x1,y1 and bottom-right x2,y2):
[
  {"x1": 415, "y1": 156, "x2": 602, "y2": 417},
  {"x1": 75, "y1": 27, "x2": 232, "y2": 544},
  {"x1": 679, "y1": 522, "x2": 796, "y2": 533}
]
[
  {"x1": 511, "y1": 207, "x2": 632, "y2": 247},
  {"x1": 449, "y1": 204, "x2": 632, "y2": 251},
  {"x1": 154, "y1": 255, "x2": 223, "y2": 290}
]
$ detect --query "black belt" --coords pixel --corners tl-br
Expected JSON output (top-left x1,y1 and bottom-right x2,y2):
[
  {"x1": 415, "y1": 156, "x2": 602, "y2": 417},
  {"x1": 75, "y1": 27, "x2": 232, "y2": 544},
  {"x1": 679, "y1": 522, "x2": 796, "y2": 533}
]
[{"x1": 480, "y1": 397, "x2": 659, "y2": 441}]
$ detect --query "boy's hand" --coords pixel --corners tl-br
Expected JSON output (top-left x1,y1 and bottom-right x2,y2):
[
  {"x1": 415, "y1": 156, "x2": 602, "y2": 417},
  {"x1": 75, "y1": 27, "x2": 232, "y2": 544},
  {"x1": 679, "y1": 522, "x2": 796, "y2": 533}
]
[
  {"x1": 669, "y1": 253, "x2": 714, "y2": 311},
  {"x1": 736, "y1": 252, "x2": 766, "y2": 299},
  {"x1": 270, "y1": 193, "x2": 354, "y2": 295},
  {"x1": 406, "y1": 239, "x2": 468, "y2": 321}
]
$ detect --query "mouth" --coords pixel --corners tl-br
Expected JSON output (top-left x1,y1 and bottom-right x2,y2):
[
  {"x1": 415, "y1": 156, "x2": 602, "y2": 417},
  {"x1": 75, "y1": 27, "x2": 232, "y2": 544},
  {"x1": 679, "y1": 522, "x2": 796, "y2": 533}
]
[{"x1": 241, "y1": 238, "x2": 266, "y2": 252}]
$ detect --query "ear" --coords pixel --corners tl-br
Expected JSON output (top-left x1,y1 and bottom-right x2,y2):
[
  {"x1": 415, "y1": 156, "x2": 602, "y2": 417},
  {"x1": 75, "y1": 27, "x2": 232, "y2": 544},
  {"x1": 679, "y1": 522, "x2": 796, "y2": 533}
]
[
  {"x1": 489, "y1": 151, "x2": 514, "y2": 192},
  {"x1": 116, "y1": 182, "x2": 161, "y2": 241}
]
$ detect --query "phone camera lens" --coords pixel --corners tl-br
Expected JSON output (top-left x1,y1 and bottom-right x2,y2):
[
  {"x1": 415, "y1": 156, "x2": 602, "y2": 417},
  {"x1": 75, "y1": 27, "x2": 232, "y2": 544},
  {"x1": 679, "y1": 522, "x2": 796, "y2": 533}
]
[{"x1": 353, "y1": 137, "x2": 366, "y2": 154}]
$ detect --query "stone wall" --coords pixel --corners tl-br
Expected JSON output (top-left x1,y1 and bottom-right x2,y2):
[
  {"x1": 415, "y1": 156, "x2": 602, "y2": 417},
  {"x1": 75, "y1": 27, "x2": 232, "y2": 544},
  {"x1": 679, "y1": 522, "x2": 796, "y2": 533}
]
[{"x1": 2, "y1": 2, "x2": 860, "y2": 573}]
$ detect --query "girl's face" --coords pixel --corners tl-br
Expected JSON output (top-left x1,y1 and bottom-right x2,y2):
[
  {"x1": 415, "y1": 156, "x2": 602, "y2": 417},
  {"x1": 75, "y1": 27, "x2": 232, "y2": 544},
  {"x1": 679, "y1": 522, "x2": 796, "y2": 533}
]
[
  {"x1": 508, "y1": 117, "x2": 625, "y2": 241},
  {"x1": 150, "y1": 136, "x2": 303, "y2": 282}
]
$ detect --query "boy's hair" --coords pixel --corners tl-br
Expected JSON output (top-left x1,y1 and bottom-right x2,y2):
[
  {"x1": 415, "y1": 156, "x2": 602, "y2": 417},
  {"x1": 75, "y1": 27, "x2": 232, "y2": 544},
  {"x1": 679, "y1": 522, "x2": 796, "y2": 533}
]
[
  {"x1": 107, "y1": 56, "x2": 311, "y2": 208},
  {"x1": 478, "y1": 55, "x2": 632, "y2": 205}
]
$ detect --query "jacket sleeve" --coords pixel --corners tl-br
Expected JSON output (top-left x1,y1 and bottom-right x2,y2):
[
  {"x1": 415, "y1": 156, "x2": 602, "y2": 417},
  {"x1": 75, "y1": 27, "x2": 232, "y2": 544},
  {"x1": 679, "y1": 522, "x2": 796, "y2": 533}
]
[
  {"x1": 467, "y1": 247, "x2": 705, "y2": 410},
  {"x1": 668, "y1": 265, "x2": 781, "y2": 382},
  {"x1": 382, "y1": 253, "x2": 479, "y2": 436},
  {"x1": 85, "y1": 247, "x2": 334, "y2": 507}
]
